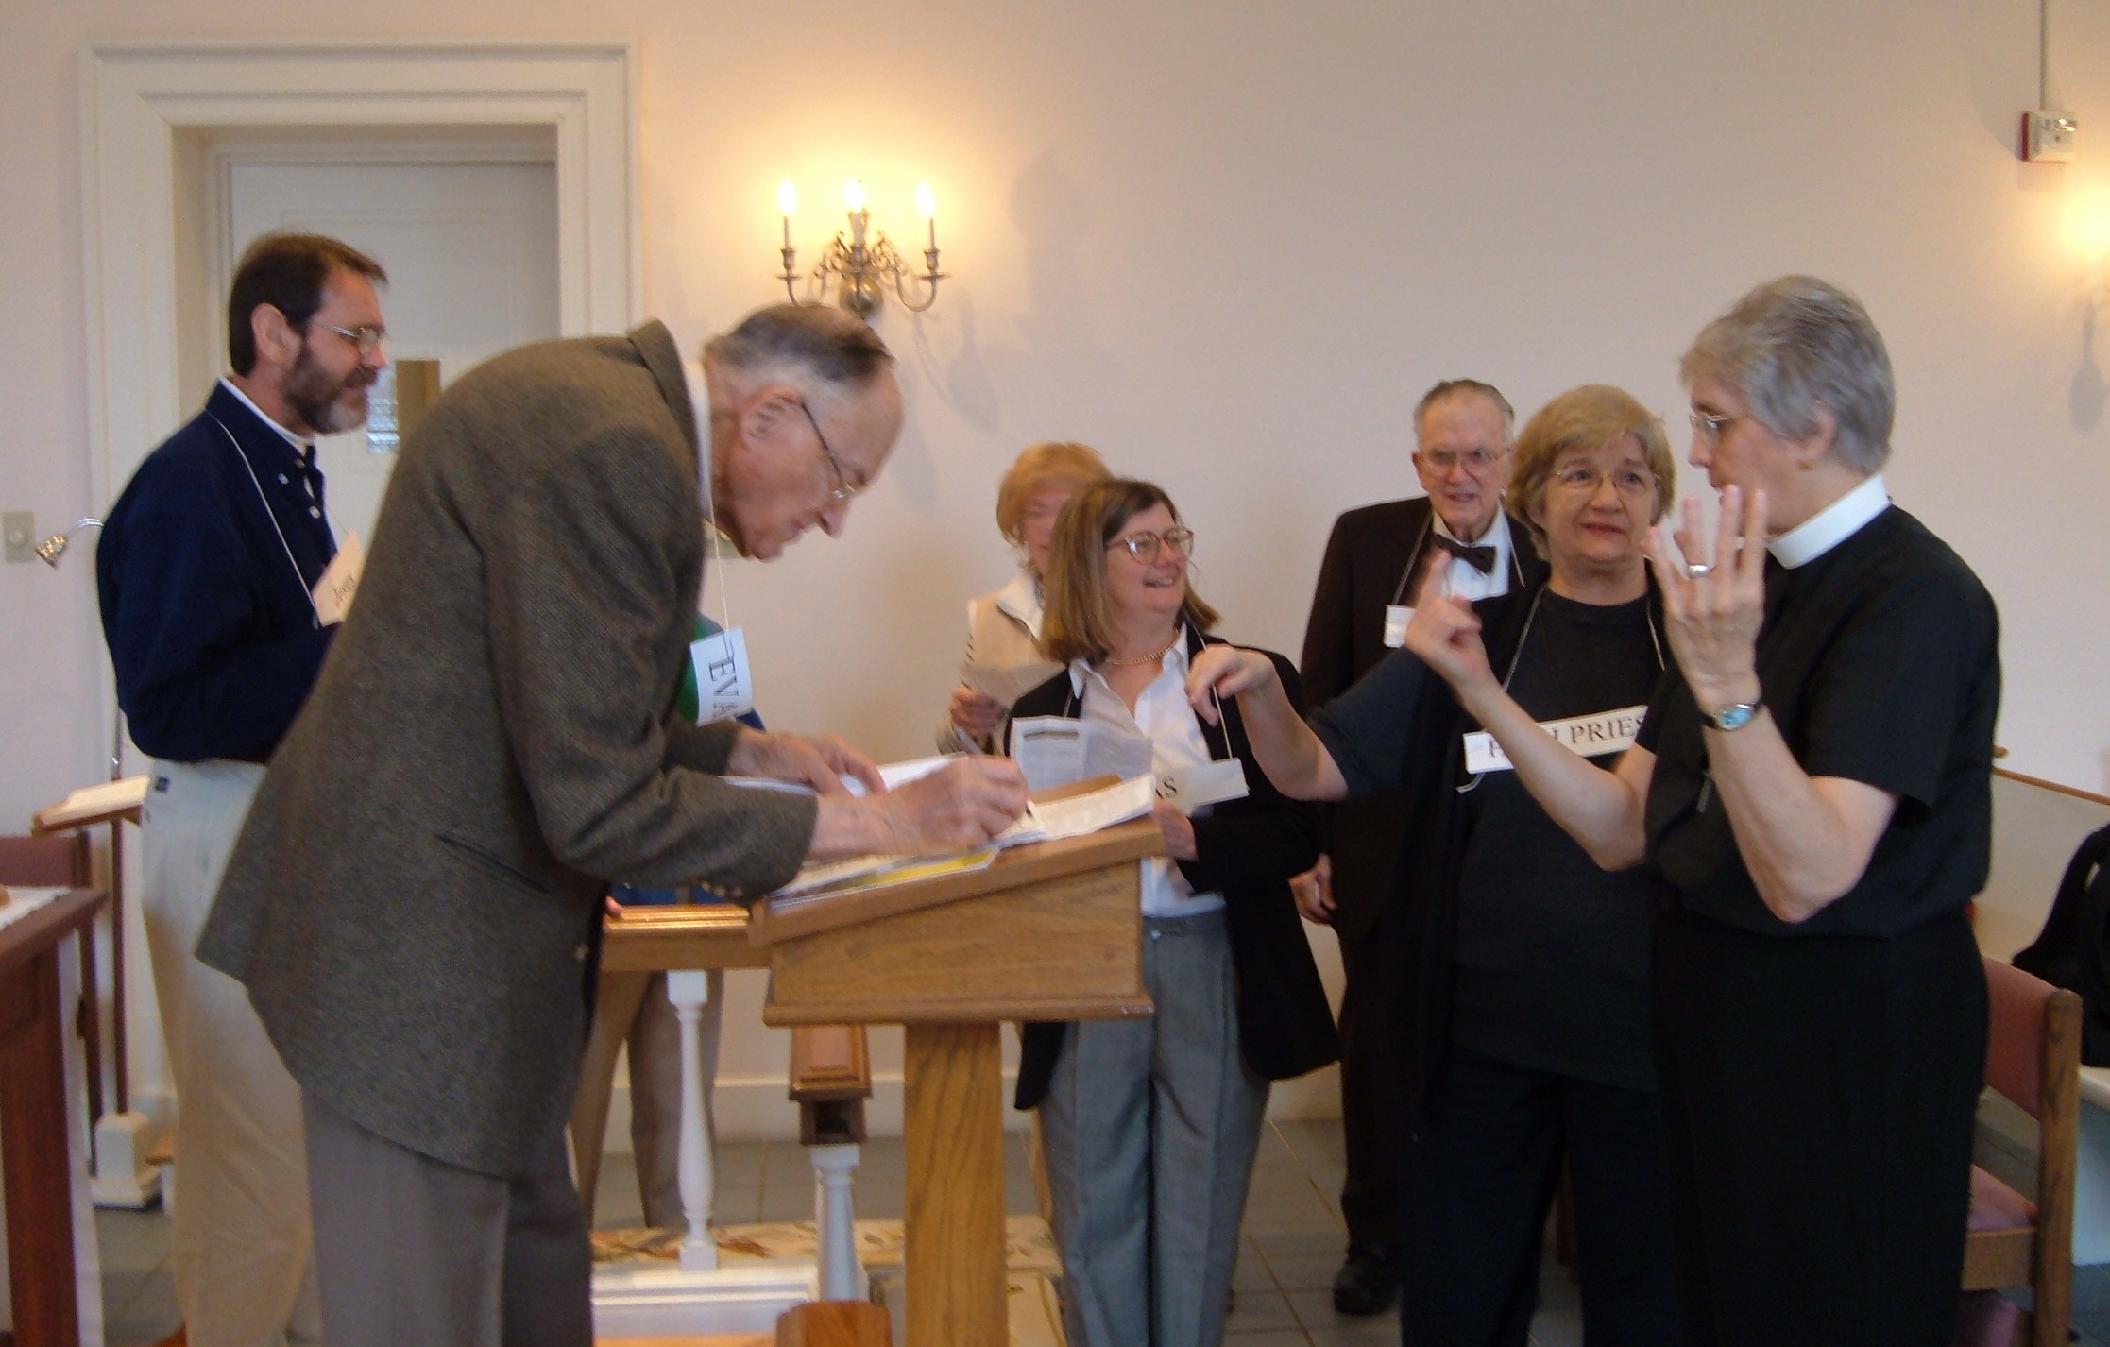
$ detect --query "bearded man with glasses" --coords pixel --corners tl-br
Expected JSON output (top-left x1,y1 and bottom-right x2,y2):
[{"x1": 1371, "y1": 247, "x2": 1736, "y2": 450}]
[
  {"x1": 1295, "y1": 376, "x2": 1549, "y2": 1314},
  {"x1": 96, "y1": 229, "x2": 390, "y2": 1347}
]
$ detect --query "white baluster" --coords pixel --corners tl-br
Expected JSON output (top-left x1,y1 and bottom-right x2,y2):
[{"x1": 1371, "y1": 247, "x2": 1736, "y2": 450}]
[
  {"x1": 809, "y1": 1141, "x2": 863, "y2": 1301},
  {"x1": 667, "y1": 968, "x2": 717, "y2": 1271}
]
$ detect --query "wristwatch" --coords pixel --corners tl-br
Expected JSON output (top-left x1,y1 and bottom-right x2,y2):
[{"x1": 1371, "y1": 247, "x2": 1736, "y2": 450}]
[{"x1": 1703, "y1": 700, "x2": 1762, "y2": 731}]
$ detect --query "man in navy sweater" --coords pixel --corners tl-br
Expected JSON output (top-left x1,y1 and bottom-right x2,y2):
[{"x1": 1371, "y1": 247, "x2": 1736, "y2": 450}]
[{"x1": 96, "y1": 231, "x2": 387, "y2": 1347}]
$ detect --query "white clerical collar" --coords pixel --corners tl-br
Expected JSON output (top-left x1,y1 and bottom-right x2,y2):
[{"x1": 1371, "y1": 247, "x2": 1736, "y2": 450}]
[
  {"x1": 1768, "y1": 473, "x2": 1889, "y2": 569},
  {"x1": 682, "y1": 358, "x2": 715, "y2": 523},
  {"x1": 218, "y1": 375, "x2": 313, "y2": 453},
  {"x1": 1432, "y1": 506, "x2": 1512, "y2": 555}
]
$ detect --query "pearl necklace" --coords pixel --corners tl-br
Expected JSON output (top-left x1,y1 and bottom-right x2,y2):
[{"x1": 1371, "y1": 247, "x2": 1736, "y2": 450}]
[{"x1": 1103, "y1": 631, "x2": 1181, "y2": 667}]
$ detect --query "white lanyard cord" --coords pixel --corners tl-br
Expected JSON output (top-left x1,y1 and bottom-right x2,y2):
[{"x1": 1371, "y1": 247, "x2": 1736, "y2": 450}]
[
  {"x1": 1387, "y1": 516, "x2": 1435, "y2": 607},
  {"x1": 698, "y1": 444, "x2": 734, "y2": 633},
  {"x1": 1455, "y1": 590, "x2": 1663, "y2": 796},
  {"x1": 208, "y1": 414, "x2": 321, "y2": 629}
]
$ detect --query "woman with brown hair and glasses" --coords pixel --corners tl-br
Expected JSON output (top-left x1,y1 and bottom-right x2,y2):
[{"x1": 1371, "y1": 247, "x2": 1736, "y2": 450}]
[{"x1": 1009, "y1": 478, "x2": 1336, "y2": 1347}]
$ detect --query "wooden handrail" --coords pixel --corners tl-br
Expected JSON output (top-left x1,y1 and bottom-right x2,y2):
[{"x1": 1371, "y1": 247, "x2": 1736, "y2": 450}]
[{"x1": 1994, "y1": 766, "x2": 2110, "y2": 810}]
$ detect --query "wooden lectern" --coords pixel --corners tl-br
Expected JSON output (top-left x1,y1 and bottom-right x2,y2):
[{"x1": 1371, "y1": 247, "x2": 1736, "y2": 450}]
[{"x1": 747, "y1": 817, "x2": 1162, "y2": 1347}]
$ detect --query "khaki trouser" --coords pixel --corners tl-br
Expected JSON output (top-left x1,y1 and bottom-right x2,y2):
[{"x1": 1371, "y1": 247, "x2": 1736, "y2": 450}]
[{"x1": 143, "y1": 759, "x2": 322, "y2": 1347}]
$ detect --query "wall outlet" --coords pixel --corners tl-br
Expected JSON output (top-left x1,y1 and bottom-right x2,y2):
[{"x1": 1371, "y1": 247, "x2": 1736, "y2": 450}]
[
  {"x1": 2, "y1": 511, "x2": 34, "y2": 563},
  {"x1": 2024, "y1": 110, "x2": 2078, "y2": 164}
]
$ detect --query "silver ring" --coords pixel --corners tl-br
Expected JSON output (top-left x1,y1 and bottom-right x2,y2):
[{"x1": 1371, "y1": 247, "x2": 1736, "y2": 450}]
[{"x1": 1686, "y1": 562, "x2": 1713, "y2": 579}]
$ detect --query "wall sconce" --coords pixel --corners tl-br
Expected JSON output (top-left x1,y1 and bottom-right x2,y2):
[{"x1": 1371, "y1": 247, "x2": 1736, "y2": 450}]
[{"x1": 776, "y1": 178, "x2": 947, "y2": 318}]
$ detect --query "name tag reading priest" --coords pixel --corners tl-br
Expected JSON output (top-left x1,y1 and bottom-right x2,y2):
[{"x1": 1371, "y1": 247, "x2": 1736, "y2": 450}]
[{"x1": 1462, "y1": 704, "x2": 1647, "y2": 776}]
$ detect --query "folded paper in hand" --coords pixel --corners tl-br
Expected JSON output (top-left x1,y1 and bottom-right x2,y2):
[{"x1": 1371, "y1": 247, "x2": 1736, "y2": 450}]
[{"x1": 960, "y1": 658, "x2": 1055, "y2": 710}]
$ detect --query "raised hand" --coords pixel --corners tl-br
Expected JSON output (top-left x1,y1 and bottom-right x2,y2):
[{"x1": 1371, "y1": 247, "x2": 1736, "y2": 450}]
[
  {"x1": 1185, "y1": 645, "x2": 1277, "y2": 725},
  {"x1": 1645, "y1": 485, "x2": 1767, "y2": 710},
  {"x1": 1401, "y1": 548, "x2": 1493, "y2": 695}
]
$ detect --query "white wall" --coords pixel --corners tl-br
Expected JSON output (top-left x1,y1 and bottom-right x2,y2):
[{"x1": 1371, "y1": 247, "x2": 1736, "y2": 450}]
[{"x1": 3, "y1": 0, "x2": 2107, "y2": 1129}]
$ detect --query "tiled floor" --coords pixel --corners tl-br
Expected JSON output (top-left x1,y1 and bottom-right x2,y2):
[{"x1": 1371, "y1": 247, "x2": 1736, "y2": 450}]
[{"x1": 91, "y1": 1117, "x2": 2110, "y2": 1346}]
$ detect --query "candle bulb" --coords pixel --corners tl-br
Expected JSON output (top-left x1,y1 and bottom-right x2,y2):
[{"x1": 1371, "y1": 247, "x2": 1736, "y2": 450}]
[
  {"x1": 915, "y1": 181, "x2": 937, "y2": 250},
  {"x1": 776, "y1": 179, "x2": 797, "y2": 250},
  {"x1": 842, "y1": 178, "x2": 868, "y2": 248}
]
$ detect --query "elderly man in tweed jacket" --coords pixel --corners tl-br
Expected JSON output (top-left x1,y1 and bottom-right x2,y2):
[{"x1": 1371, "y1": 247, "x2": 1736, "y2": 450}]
[{"x1": 199, "y1": 304, "x2": 1027, "y2": 1347}]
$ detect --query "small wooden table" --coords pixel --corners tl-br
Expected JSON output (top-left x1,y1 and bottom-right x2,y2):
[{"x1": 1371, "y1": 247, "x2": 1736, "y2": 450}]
[{"x1": 0, "y1": 886, "x2": 107, "y2": 1347}]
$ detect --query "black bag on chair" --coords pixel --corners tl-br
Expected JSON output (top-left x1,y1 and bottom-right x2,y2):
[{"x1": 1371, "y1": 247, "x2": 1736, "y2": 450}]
[{"x1": 2014, "y1": 822, "x2": 2110, "y2": 1067}]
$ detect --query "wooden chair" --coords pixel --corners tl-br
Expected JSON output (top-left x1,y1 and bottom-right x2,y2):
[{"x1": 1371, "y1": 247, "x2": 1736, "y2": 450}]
[
  {"x1": 1959, "y1": 958, "x2": 2080, "y2": 1347},
  {"x1": 0, "y1": 832, "x2": 101, "y2": 1121},
  {"x1": 0, "y1": 832, "x2": 91, "y2": 887}
]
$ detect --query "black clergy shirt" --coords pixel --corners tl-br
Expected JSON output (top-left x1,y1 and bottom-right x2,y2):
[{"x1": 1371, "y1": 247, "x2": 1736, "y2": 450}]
[{"x1": 1637, "y1": 506, "x2": 2000, "y2": 939}]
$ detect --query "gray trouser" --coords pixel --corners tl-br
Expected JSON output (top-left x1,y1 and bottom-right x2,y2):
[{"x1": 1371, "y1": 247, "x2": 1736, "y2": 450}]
[
  {"x1": 303, "y1": 1089, "x2": 591, "y2": 1347},
  {"x1": 1038, "y1": 908, "x2": 1268, "y2": 1347},
  {"x1": 143, "y1": 759, "x2": 323, "y2": 1347}
]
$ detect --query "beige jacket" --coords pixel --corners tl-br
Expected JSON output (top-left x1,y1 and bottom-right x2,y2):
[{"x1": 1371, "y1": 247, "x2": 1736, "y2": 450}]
[{"x1": 938, "y1": 570, "x2": 1060, "y2": 754}]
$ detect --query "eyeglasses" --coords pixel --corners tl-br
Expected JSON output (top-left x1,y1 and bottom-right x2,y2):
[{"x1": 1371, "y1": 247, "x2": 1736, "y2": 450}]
[
  {"x1": 798, "y1": 399, "x2": 865, "y2": 503},
  {"x1": 1688, "y1": 409, "x2": 1747, "y2": 443},
  {"x1": 1551, "y1": 464, "x2": 1657, "y2": 498},
  {"x1": 1106, "y1": 527, "x2": 1195, "y2": 561},
  {"x1": 309, "y1": 321, "x2": 388, "y2": 357},
  {"x1": 1417, "y1": 447, "x2": 1504, "y2": 475}
]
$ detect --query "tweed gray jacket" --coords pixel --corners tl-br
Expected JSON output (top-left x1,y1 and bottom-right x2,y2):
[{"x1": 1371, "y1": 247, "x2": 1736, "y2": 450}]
[{"x1": 199, "y1": 322, "x2": 816, "y2": 1177}]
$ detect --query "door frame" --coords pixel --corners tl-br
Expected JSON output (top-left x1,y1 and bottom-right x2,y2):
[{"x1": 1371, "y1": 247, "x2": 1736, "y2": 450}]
[{"x1": 81, "y1": 40, "x2": 639, "y2": 501}]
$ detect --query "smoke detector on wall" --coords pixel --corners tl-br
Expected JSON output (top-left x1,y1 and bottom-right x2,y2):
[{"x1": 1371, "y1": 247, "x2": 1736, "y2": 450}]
[{"x1": 2023, "y1": 111, "x2": 2079, "y2": 164}]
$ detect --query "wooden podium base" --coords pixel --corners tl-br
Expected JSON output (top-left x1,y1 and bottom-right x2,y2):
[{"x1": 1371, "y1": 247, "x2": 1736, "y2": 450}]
[
  {"x1": 753, "y1": 819, "x2": 1161, "y2": 1346},
  {"x1": 903, "y1": 1022, "x2": 1005, "y2": 1345}
]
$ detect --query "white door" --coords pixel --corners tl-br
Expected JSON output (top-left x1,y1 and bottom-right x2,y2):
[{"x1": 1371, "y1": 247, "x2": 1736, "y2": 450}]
[{"x1": 224, "y1": 159, "x2": 561, "y2": 545}]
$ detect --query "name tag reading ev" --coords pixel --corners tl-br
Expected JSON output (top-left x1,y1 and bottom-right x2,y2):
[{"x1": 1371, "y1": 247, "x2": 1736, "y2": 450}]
[
  {"x1": 312, "y1": 530, "x2": 365, "y2": 626},
  {"x1": 1383, "y1": 604, "x2": 1414, "y2": 649},
  {"x1": 1461, "y1": 704, "x2": 1648, "y2": 776},
  {"x1": 688, "y1": 625, "x2": 756, "y2": 724},
  {"x1": 1156, "y1": 757, "x2": 1249, "y2": 813}
]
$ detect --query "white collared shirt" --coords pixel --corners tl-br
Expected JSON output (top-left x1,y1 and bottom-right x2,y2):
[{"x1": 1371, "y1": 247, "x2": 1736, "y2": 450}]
[
  {"x1": 682, "y1": 359, "x2": 718, "y2": 526},
  {"x1": 1769, "y1": 473, "x2": 1890, "y2": 569},
  {"x1": 217, "y1": 376, "x2": 320, "y2": 506},
  {"x1": 1432, "y1": 506, "x2": 1517, "y2": 601},
  {"x1": 987, "y1": 569, "x2": 1045, "y2": 641},
  {"x1": 218, "y1": 375, "x2": 312, "y2": 454},
  {"x1": 1068, "y1": 640, "x2": 1226, "y2": 919}
]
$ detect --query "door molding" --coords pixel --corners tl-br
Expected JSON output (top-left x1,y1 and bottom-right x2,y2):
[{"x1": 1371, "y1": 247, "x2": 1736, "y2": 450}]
[{"x1": 80, "y1": 40, "x2": 638, "y2": 498}]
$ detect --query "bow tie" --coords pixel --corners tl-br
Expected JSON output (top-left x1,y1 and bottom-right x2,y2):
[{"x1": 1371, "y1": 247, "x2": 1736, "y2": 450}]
[{"x1": 1433, "y1": 535, "x2": 1496, "y2": 575}]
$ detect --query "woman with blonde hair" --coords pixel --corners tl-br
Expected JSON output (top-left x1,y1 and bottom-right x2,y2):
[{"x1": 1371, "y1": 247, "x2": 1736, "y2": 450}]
[
  {"x1": 1190, "y1": 387, "x2": 1682, "y2": 1345},
  {"x1": 939, "y1": 440, "x2": 1112, "y2": 752}
]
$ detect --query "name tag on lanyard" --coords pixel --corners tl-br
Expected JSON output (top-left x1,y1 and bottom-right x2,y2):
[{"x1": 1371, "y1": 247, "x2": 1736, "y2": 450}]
[
  {"x1": 688, "y1": 626, "x2": 756, "y2": 724},
  {"x1": 1461, "y1": 704, "x2": 1648, "y2": 775},
  {"x1": 312, "y1": 530, "x2": 364, "y2": 626},
  {"x1": 1156, "y1": 756, "x2": 1249, "y2": 813}
]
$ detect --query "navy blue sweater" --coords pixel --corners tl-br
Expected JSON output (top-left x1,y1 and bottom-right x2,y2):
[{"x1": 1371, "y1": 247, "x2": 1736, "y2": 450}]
[{"x1": 98, "y1": 381, "x2": 339, "y2": 763}]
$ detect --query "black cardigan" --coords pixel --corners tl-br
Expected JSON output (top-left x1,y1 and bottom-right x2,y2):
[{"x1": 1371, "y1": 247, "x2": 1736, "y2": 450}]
[{"x1": 1009, "y1": 628, "x2": 1339, "y2": 1110}]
